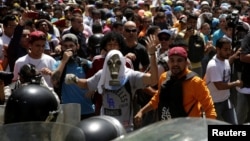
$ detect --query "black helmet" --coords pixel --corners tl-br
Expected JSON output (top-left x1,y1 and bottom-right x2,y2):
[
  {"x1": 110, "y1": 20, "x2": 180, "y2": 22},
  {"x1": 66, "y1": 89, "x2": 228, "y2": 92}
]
[
  {"x1": 88, "y1": 33, "x2": 104, "y2": 56},
  {"x1": 4, "y1": 84, "x2": 60, "y2": 124},
  {"x1": 75, "y1": 116, "x2": 126, "y2": 141},
  {"x1": 19, "y1": 63, "x2": 42, "y2": 84}
]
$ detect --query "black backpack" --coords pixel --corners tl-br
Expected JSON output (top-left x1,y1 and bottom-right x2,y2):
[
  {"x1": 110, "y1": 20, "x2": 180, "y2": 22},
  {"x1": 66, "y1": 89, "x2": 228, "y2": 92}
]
[
  {"x1": 158, "y1": 52, "x2": 169, "y2": 71},
  {"x1": 158, "y1": 71, "x2": 197, "y2": 120},
  {"x1": 188, "y1": 33, "x2": 205, "y2": 63}
]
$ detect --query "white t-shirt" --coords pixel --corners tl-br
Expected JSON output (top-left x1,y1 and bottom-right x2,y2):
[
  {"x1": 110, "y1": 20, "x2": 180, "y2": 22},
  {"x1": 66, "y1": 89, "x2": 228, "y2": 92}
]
[
  {"x1": 204, "y1": 55, "x2": 231, "y2": 102},
  {"x1": 0, "y1": 33, "x2": 11, "y2": 59},
  {"x1": 13, "y1": 54, "x2": 56, "y2": 87}
]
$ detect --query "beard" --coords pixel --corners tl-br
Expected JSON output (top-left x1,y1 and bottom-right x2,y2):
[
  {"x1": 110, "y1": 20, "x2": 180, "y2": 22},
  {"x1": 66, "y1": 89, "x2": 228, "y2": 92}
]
[{"x1": 170, "y1": 67, "x2": 185, "y2": 77}]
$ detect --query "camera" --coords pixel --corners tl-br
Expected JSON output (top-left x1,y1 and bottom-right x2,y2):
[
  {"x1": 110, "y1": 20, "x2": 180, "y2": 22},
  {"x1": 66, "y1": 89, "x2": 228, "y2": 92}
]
[
  {"x1": 19, "y1": 64, "x2": 42, "y2": 85},
  {"x1": 227, "y1": 10, "x2": 239, "y2": 28}
]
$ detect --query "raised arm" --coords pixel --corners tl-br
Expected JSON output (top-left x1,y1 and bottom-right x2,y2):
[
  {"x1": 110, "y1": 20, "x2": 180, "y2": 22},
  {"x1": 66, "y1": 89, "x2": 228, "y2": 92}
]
[
  {"x1": 51, "y1": 49, "x2": 72, "y2": 88},
  {"x1": 142, "y1": 35, "x2": 159, "y2": 86}
]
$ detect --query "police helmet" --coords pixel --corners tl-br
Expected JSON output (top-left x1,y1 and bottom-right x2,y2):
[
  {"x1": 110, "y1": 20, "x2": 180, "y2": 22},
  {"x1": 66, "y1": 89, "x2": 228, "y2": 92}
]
[
  {"x1": 4, "y1": 84, "x2": 60, "y2": 124},
  {"x1": 19, "y1": 63, "x2": 42, "y2": 84},
  {"x1": 75, "y1": 116, "x2": 126, "y2": 141},
  {"x1": 88, "y1": 33, "x2": 104, "y2": 56}
]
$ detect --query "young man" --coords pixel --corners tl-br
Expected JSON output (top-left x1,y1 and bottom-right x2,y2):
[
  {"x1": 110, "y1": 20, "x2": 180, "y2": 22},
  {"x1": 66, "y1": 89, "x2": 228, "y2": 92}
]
[
  {"x1": 176, "y1": 13, "x2": 205, "y2": 77},
  {"x1": 51, "y1": 33, "x2": 95, "y2": 120},
  {"x1": 86, "y1": 31, "x2": 133, "y2": 115},
  {"x1": 134, "y1": 46, "x2": 216, "y2": 126},
  {"x1": 204, "y1": 37, "x2": 242, "y2": 124},
  {"x1": 13, "y1": 31, "x2": 56, "y2": 87},
  {"x1": 64, "y1": 35, "x2": 159, "y2": 132}
]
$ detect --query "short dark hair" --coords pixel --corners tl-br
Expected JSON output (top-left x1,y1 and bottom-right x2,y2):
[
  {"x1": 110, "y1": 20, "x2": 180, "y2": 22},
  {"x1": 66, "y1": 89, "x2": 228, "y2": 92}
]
[
  {"x1": 112, "y1": 21, "x2": 123, "y2": 29},
  {"x1": 100, "y1": 31, "x2": 126, "y2": 53},
  {"x1": 2, "y1": 14, "x2": 16, "y2": 27},
  {"x1": 92, "y1": 22, "x2": 103, "y2": 34},
  {"x1": 146, "y1": 25, "x2": 160, "y2": 36},
  {"x1": 216, "y1": 37, "x2": 231, "y2": 49}
]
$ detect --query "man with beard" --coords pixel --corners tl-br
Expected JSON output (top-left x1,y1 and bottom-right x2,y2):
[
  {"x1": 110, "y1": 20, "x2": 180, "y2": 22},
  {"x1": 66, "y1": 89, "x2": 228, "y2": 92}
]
[
  {"x1": 204, "y1": 37, "x2": 243, "y2": 124},
  {"x1": 134, "y1": 46, "x2": 216, "y2": 125},
  {"x1": 51, "y1": 33, "x2": 95, "y2": 120}
]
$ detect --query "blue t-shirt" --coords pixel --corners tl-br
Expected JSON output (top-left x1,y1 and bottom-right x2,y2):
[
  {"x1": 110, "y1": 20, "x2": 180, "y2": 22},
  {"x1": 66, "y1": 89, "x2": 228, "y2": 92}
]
[
  {"x1": 212, "y1": 29, "x2": 224, "y2": 46},
  {"x1": 53, "y1": 60, "x2": 94, "y2": 115}
]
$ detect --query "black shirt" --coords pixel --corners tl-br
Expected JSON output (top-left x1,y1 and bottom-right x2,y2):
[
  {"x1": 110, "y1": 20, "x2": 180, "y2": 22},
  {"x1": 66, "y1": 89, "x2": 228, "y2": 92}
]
[
  {"x1": 123, "y1": 43, "x2": 150, "y2": 71},
  {"x1": 240, "y1": 32, "x2": 250, "y2": 87}
]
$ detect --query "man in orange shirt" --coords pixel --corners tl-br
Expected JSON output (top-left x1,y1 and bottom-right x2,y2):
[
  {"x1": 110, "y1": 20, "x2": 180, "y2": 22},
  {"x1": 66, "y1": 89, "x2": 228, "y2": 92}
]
[{"x1": 134, "y1": 46, "x2": 216, "y2": 125}]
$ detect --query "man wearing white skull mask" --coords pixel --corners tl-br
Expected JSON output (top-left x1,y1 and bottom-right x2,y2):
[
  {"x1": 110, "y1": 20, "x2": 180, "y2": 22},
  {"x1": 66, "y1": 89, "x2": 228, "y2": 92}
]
[{"x1": 65, "y1": 35, "x2": 159, "y2": 132}]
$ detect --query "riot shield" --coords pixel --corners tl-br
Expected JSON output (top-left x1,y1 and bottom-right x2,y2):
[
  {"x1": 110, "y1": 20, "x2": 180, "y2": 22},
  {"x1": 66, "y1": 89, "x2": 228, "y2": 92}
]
[
  {"x1": 56, "y1": 103, "x2": 81, "y2": 125},
  {"x1": 0, "y1": 103, "x2": 81, "y2": 126},
  {"x1": 113, "y1": 117, "x2": 230, "y2": 141},
  {"x1": 0, "y1": 122, "x2": 85, "y2": 141}
]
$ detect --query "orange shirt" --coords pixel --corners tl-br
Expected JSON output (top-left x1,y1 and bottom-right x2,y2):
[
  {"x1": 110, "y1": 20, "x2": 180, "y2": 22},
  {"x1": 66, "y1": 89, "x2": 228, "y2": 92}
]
[
  {"x1": 150, "y1": 69, "x2": 217, "y2": 119},
  {"x1": 0, "y1": 60, "x2": 3, "y2": 71},
  {"x1": 138, "y1": 27, "x2": 147, "y2": 39}
]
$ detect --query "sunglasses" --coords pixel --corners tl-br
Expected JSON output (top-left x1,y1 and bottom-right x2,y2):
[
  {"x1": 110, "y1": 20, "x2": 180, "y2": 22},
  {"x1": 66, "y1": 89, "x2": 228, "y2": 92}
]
[
  {"x1": 125, "y1": 28, "x2": 137, "y2": 33},
  {"x1": 159, "y1": 37, "x2": 170, "y2": 41}
]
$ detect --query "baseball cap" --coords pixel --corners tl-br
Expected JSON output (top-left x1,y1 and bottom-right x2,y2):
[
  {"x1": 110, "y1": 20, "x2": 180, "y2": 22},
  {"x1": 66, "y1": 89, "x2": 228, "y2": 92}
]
[
  {"x1": 179, "y1": 15, "x2": 187, "y2": 23},
  {"x1": 62, "y1": 33, "x2": 78, "y2": 45},
  {"x1": 162, "y1": 5, "x2": 172, "y2": 11},
  {"x1": 158, "y1": 29, "x2": 173, "y2": 37},
  {"x1": 200, "y1": 1, "x2": 209, "y2": 6},
  {"x1": 29, "y1": 31, "x2": 46, "y2": 43},
  {"x1": 174, "y1": 6, "x2": 184, "y2": 13},
  {"x1": 168, "y1": 47, "x2": 187, "y2": 59}
]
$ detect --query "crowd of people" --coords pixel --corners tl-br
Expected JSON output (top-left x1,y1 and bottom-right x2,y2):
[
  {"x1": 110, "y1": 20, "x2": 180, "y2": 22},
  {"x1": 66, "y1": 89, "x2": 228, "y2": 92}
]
[{"x1": 0, "y1": 0, "x2": 250, "y2": 135}]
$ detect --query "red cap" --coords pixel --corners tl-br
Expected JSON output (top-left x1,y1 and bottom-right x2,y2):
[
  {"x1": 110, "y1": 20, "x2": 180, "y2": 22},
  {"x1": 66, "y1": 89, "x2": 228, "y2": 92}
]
[
  {"x1": 168, "y1": 47, "x2": 187, "y2": 59},
  {"x1": 29, "y1": 31, "x2": 46, "y2": 42}
]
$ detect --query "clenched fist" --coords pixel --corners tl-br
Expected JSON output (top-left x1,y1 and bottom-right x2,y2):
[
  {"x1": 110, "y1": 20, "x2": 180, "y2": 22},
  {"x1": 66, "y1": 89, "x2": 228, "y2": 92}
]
[{"x1": 65, "y1": 74, "x2": 79, "y2": 85}]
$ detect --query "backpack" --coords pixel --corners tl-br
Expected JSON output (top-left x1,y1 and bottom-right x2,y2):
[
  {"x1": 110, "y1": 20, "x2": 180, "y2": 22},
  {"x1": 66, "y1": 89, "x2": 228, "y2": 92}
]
[
  {"x1": 188, "y1": 32, "x2": 205, "y2": 63},
  {"x1": 158, "y1": 52, "x2": 169, "y2": 71},
  {"x1": 158, "y1": 71, "x2": 197, "y2": 120}
]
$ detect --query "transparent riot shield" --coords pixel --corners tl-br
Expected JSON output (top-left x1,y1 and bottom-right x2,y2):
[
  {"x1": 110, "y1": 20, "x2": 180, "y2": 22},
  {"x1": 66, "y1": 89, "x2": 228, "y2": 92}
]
[
  {"x1": 0, "y1": 122, "x2": 85, "y2": 141},
  {"x1": 56, "y1": 103, "x2": 81, "y2": 125},
  {"x1": 113, "y1": 117, "x2": 230, "y2": 141}
]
